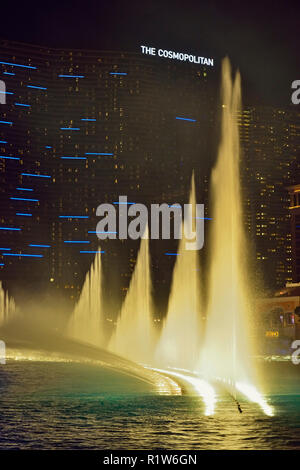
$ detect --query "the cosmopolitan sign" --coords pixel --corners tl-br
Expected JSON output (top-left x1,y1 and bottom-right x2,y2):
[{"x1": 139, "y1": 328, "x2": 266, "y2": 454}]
[{"x1": 140, "y1": 45, "x2": 214, "y2": 66}]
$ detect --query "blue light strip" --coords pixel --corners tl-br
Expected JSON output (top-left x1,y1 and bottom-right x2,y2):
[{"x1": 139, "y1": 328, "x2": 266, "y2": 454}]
[
  {"x1": 16, "y1": 213, "x2": 32, "y2": 216},
  {"x1": 16, "y1": 187, "x2": 33, "y2": 191},
  {"x1": 0, "y1": 91, "x2": 13, "y2": 95},
  {"x1": 85, "y1": 152, "x2": 113, "y2": 156},
  {"x1": 195, "y1": 217, "x2": 212, "y2": 220},
  {"x1": 27, "y1": 85, "x2": 47, "y2": 90},
  {"x1": 28, "y1": 244, "x2": 50, "y2": 248},
  {"x1": 60, "y1": 128, "x2": 80, "y2": 131},
  {"x1": 165, "y1": 253, "x2": 179, "y2": 256},
  {"x1": 15, "y1": 103, "x2": 30, "y2": 107},
  {"x1": 176, "y1": 117, "x2": 196, "y2": 122},
  {"x1": 0, "y1": 248, "x2": 11, "y2": 251},
  {"x1": 0, "y1": 264, "x2": 4, "y2": 266},
  {"x1": 81, "y1": 118, "x2": 96, "y2": 121},
  {"x1": 0, "y1": 121, "x2": 13, "y2": 125},
  {"x1": 0, "y1": 156, "x2": 19, "y2": 160},
  {"x1": 45, "y1": 146, "x2": 52, "y2": 149},
  {"x1": 109, "y1": 72, "x2": 127, "y2": 75},
  {"x1": 60, "y1": 157, "x2": 86, "y2": 160},
  {"x1": 21, "y1": 173, "x2": 51, "y2": 178},
  {"x1": 10, "y1": 197, "x2": 39, "y2": 202},
  {"x1": 64, "y1": 241, "x2": 90, "y2": 244},
  {"x1": 3, "y1": 253, "x2": 43, "y2": 258},
  {"x1": 0, "y1": 141, "x2": 7, "y2": 144},
  {"x1": 113, "y1": 202, "x2": 135, "y2": 205},
  {"x1": 59, "y1": 216, "x2": 89, "y2": 219},
  {"x1": 58, "y1": 75, "x2": 85, "y2": 78},
  {"x1": 3, "y1": 72, "x2": 15, "y2": 76},
  {"x1": 0, "y1": 227, "x2": 21, "y2": 231},
  {"x1": 0, "y1": 61, "x2": 36, "y2": 69},
  {"x1": 80, "y1": 251, "x2": 105, "y2": 254}
]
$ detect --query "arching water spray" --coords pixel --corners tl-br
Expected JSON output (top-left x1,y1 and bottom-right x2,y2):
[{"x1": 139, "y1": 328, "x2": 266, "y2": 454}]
[
  {"x1": 0, "y1": 282, "x2": 16, "y2": 326},
  {"x1": 109, "y1": 226, "x2": 157, "y2": 363},
  {"x1": 155, "y1": 174, "x2": 202, "y2": 370},
  {"x1": 200, "y1": 58, "x2": 273, "y2": 415},
  {"x1": 68, "y1": 250, "x2": 105, "y2": 348}
]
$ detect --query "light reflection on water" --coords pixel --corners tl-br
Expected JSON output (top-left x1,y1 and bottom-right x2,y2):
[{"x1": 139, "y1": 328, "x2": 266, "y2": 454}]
[{"x1": 0, "y1": 359, "x2": 300, "y2": 450}]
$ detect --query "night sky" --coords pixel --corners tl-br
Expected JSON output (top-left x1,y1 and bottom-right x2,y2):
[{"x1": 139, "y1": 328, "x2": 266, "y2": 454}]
[{"x1": 0, "y1": 0, "x2": 299, "y2": 105}]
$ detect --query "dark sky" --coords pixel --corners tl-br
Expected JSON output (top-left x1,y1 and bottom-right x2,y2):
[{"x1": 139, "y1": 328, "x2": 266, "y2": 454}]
[{"x1": 0, "y1": 0, "x2": 299, "y2": 106}]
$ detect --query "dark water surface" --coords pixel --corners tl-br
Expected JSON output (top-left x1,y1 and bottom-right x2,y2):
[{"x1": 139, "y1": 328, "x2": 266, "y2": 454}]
[{"x1": 0, "y1": 359, "x2": 300, "y2": 450}]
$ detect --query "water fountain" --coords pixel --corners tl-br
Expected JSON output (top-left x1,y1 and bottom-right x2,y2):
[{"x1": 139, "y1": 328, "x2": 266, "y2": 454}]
[
  {"x1": 155, "y1": 174, "x2": 202, "y2": 370},
  {"x1": 66, "y1": 58, "x2": 273, "y2": 415},
  {"x1": 68, "y1": 250, "x2": 106, "y2": 348},
  {"x1": 199, "y1": 58, "x2": 253, "y2": 386},
  {"x1": 109, "y1": 225, "x2": 157, "y2": 363},
  {"x1": 199, "y1": 58, "x2": 272, "y2": 414},
  {"x1": 0, "y1": 281, "x2": 16, "y2": 326}
]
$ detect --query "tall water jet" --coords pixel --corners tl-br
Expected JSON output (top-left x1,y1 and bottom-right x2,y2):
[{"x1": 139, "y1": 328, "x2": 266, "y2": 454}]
[
  {"x1": 156, "y1": 174, "x2": 202, "y2": 370},
  {"x1": 200, "y1": 58, "x2": 255, "y2": 387},
  {"x1": 0, "y1": 282, "x2": 16, "y2": 326},
  {"x1": 68, "y1": 250, "x2": 105, "y2": 348},
  {"x1": 109, "y1": 226, "x2": 156, "y2": 364}
]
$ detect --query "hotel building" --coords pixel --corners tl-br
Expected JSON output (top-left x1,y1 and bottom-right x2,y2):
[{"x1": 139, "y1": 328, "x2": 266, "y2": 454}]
[
  {"x1": 0, "y1": 40, "x2": 214, "y2": 306},
  {"x1": 0, "y1": 40, "x2": 299, "y2": 307}
]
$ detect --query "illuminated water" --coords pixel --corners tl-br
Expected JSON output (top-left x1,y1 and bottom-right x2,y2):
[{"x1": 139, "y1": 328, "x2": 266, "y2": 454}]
[
  {"x1": 0, "y1": 359, "x2": 299, "y2": 450},
  {"x1": 109, "y1": 226, "x2": 157, "y2": 363},
  {"x1": 156, "y1": 175, "x2": 201, "y2": 370},
  {"x1": 68, "y1": 251, "x2": 106, "y2": 348}
]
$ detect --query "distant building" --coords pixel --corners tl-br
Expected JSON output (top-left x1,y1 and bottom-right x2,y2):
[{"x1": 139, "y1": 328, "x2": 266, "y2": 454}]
[
  {"x1": 288, "y1": 184, "x2": 300, "y2": 282},
  {"x1": 257, "y1": 283, "x2": 300, "y2": 345},
  {"x1": 239, "y1": 106, "x2": 300, "y2": 291}
]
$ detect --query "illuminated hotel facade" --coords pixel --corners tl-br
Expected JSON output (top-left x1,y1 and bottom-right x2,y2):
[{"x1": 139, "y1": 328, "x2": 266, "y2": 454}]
[
  {"x1": 0, "y1": 39, "x2": 299, "y2": 305},
  {"x1": 0, "y1": 40, "x2": 214, "y2": 306}
]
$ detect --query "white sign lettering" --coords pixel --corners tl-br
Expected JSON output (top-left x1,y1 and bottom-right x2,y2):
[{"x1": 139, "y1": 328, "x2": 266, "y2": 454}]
[{"x1": 140, "y1": 45, "x2": 214, "y2": 66}]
